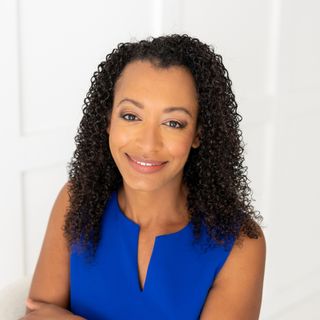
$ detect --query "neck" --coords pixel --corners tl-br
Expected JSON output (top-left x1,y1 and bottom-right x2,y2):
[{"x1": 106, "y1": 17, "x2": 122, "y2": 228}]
[{"x1": 117, "y1": 182, "x2": 189, "y2": 230}]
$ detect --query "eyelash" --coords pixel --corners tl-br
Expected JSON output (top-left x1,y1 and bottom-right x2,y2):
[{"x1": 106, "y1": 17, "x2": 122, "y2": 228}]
[{"x1": 119, "y1": 113, "x2": 187, "y2": 129}]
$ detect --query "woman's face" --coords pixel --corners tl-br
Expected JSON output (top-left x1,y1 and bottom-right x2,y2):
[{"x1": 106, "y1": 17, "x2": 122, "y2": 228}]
[{"x1": 107, "y1": 59, "x2": 200, "y2": 192}]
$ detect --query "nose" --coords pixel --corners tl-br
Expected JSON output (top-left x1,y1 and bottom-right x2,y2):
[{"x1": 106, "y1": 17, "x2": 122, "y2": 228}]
[{"x1": 136, "y1": 122, "x2": 163, "y2": 153}]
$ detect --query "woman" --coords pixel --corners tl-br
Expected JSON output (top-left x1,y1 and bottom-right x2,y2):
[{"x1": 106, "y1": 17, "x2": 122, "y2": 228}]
[{"x1": 22, "y1": 34, "x2": 266, "y2": 319}]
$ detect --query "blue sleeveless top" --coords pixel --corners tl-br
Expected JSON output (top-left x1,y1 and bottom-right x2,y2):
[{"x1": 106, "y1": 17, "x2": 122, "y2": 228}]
[{"x1": 70, "y1": 190, "x2": 235, "y2": 320}]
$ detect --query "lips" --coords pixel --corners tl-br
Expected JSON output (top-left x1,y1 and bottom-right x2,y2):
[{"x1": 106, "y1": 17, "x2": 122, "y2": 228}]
[
  {"x1": 125, "y1": 153, "x2": 167, "y2": 165},
  {"x1": 126, "y1": 153, "x2": 168, "y2": 174}
]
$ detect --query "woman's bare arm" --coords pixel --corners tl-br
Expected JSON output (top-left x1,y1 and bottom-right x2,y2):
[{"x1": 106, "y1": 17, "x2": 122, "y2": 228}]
[
  {"x1": 200, "y1": 226, "x2": 266, "y2": 320},
  {"x1": 22, "y1": 181, "x2": 84, "y2": 319}
]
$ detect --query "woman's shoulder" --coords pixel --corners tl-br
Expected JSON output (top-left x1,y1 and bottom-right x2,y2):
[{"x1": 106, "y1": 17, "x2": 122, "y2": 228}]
[
  {"x1": 200, "y1": 223, "x2": 266, "y2": 318},
  {"x1": 215, "y1": 222, "x2": 266, "y2": 292},
  {"x1": 27, "y1": 181, "x2": 72, "y2": 308}
]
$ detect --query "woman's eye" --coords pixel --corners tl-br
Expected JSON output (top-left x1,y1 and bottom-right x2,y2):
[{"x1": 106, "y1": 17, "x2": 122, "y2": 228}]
[
  {"x1": 120, "y1": 113, "x2": 186, "y2": 129},
  {"x1": 121, "y1": 113, "x2": 138, "y2": 121},
  {"x1": 165, "y1": 120, "x2": 185, "y2": 129}
]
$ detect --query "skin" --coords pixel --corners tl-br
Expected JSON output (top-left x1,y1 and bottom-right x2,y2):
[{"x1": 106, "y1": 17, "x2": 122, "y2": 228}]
[
  {"x1": 107, "y1": 60, "x2": 200, "y2": 229},
  {"x1": 23, "y1": 60, "x2": 266, "y2": 319},
  {"x1": 107, "y1": 60, "x2": 201, "y2": 290},
  {"x1": 20, "y1": 298, "x2": 84, "y2": 319},
  {"x1": 21, "y1": 181, "x2": 84, "y2": 319}
]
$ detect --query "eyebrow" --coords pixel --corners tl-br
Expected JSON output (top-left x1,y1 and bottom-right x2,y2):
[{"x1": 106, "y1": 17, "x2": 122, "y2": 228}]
[{"x1": 116, "y1": 98, "x2": 193, "y2": 118}]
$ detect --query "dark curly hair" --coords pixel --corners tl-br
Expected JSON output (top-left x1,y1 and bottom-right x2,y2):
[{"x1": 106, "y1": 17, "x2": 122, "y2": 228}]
[{"x1": 64, "y1": 34, "x2": 264, "y2": 258}]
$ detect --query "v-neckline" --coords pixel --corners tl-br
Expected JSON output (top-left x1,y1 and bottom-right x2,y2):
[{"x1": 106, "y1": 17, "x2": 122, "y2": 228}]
[
  {"x1": 113, "y1": 190, "x2": 192, "y2": 293},
  {"x1": 114, "y1": 190, "x2": 192, "y2": 239}
]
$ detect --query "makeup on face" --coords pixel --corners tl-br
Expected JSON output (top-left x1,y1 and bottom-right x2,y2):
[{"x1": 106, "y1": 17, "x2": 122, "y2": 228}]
[{"x1": 108, "y1": 60, "x2": 199, "y2": 191}]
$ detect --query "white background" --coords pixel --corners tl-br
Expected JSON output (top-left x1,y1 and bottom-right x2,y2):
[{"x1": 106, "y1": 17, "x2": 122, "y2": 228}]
[{"x1": 0, "y1": 0, "x2": 319, "y2": 319}]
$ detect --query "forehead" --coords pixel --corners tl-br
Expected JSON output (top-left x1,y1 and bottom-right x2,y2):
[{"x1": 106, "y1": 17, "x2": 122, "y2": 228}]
[{"x1": 113, "y1": 60, "x2": 198, "y2": 107}]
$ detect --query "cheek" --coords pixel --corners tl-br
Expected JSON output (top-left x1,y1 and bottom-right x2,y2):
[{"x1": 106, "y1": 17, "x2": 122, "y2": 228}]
[
  {"x1": 111, "y1": 126, "x2": 126, "y2": 141},
  {"x1": 166, "y1": 135, "x2": 193, "y2": 159},
  {"x1": 109, "y1": 126, "x2": 129, "y2": 152},
  {"x1": 108, "y1": 114, "x2": 128, "y2": 142},
  {"x1": 108, "y1": 121, "x2": 127, "y2": 159}
]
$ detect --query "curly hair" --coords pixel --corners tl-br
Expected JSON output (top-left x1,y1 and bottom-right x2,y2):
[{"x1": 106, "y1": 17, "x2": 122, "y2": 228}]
[{"x1": 64, "y1": 34, "x2": 264, "y2": 258}]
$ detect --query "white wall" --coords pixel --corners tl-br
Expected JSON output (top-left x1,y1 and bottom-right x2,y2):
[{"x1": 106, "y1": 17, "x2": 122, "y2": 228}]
[{"x1": 0, "y1": 0, "x2": 319, "y2": 318}]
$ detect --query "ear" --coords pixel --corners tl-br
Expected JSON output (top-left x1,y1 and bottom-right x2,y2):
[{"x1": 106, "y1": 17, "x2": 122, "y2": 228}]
[
  {"x1": 191, "y1": 128, "x2": 201, "y2": 149},
  {"x1": 106, "y1": 112, "x2": 111, "y2": 135}
]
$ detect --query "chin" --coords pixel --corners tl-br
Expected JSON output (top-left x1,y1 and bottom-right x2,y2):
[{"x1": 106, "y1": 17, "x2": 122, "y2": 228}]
[{"x1": 122, "y1": 178, "x2": 166, "y2": 193}]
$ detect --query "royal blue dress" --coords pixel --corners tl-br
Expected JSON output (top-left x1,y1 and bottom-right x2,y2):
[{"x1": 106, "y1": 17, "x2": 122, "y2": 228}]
[{"x1": 70, "y1": 190, "x2": 235, "y2": 320}]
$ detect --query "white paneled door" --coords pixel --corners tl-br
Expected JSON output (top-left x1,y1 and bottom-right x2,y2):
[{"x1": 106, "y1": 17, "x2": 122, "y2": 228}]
[
  {"x1": 0, "y1": 0, "x2": 155, "y2": 288},
  {"x1": 1, "y1": 0, "x2": 319, "y2": 319}
]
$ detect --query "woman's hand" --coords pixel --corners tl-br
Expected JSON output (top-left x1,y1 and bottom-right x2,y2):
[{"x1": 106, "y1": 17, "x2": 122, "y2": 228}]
[{"x1": 18, "y1": 298, "x2": 86, "y2": 320}]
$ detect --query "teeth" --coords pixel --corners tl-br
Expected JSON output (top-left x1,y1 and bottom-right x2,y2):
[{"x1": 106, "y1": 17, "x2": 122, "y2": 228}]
[
  {"x1": 127, "y1": 154, "x2": 165, "y2": 167},
  {"x1": 136, "y1": 160, "x2": 158, "y2": 167}
]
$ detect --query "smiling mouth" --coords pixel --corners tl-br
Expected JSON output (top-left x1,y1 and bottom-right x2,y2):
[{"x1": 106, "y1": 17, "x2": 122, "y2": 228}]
[{"x1": 125, "y1": 153, "x2": 168, "y2": 166}]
